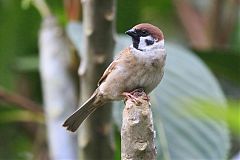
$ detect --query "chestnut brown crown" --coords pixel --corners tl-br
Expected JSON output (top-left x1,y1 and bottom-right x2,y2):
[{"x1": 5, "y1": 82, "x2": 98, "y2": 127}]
[
  {"x1": 125, "y1": 23, "x2": 164, "y2": 50},
  {"x1": 133, "y1": 23, "x2": 164, "y2": 41}
]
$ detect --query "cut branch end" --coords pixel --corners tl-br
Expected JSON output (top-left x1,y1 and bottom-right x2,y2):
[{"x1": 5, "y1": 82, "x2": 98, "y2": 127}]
[{"x1": 121, "y1": 91, "x2": 157, "y2": 160}]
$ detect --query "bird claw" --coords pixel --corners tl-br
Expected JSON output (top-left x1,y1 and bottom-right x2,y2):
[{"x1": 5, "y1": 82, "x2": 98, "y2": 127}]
[
  {"x1": 129, "y1": 88, "x2": 144, "y2": 95},
  {"x1": 131, "y1": 88, "x2": 150, "y2": 102},
  {"x1": 123, "y1": 88, "x2": 150, "y2": 105},
  {"x1": 123, "y1": 92, "x2": 142, "y2": 105}
]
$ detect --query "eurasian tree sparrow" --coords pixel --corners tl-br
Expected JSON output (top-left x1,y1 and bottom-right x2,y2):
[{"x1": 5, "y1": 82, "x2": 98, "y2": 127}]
[{"x1": 63, "y1": 23, "x2": 166, "y2": 132}]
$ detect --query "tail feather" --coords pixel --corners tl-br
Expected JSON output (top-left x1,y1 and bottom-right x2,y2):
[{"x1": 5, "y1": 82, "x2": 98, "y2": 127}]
[{"x1": 63, "y1": 93, "x2": 97, "y2": 132}]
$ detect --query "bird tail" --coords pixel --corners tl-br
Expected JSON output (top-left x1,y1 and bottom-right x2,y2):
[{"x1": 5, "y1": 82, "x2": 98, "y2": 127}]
[{"x1": 63, "y1": 93, "x2": 98, "y2": 132}]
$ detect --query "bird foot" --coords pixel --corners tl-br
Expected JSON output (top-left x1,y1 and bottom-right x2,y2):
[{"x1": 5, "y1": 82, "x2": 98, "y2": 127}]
[
  {"x1": 123, "y1": 88, "x2": 150, "y2": 105},
  {"x1": 130, "y1": 88, "x2": 150, "y2": 102},
  {"x1": 123, "y1": 92, "x2": 142, "y2": 105}
]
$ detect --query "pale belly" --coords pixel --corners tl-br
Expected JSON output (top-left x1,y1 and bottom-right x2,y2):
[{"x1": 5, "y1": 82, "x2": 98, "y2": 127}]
[{"x1": 124, "y1": 63, "x2": 164, "y2": 94}]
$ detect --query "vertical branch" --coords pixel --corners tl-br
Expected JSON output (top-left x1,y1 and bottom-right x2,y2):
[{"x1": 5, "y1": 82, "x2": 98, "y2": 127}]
[
  {"x1": 210, "y1": 0, "x2": 224, "y2": 48},
  {"x1": 173, "y1": 0, "x2": 211, "y2": 49},
  {"x1": 79, "y1": 0, "x2": 116, "y2": 160},
  {"x1": 210, "y1": 0, "x2": 238, "y2": 48},
  {"x1": 121, "y1": 93, "x2": 157, "y2": 160},
  {"x1": 39, "y1": 16, "x2": 78, "y2": 160},
  {"x1": 174, "y1": 0, "x2": 238, "y2": 50}
]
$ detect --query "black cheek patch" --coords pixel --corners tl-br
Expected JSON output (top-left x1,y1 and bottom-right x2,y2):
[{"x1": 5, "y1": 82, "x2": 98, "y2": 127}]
[{"x1": 145, "y1": 39, "x2": 154, "y2": 46}]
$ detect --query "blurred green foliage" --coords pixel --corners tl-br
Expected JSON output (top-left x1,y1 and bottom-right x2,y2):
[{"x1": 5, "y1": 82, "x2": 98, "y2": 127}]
[
  {"x1": 0, "y1": 1, "x2": 40, "y2": 158},
  {"x1": 0, "y1": 0, "x2": 239, "y2": 159},
  {"x1": 117, "y1": 0, "x2": 181, "y2": 38},
  {"x1": 0, "y1": 123, "x2": 32, "y2": 159},
  {"x1": 0, "y1": 0, "x2": 39, "y2": 89},
  {"x1": 195, "y1": 50, "x2": 240, "y2": 85}
]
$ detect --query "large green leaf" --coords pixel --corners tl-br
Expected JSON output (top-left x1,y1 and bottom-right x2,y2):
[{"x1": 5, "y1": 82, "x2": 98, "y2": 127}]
[
  {"x1": 66, "y1": 22, "x2": 230, "y2": 160},
  {"x1": 113, "y1": 37, "x2": 230, "y2": 160}
]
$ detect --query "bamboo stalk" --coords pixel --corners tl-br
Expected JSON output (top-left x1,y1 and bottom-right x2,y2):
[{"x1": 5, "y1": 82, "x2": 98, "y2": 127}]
[{"x1": 78, "y1": 0, "x2": 116, "y2": 159}]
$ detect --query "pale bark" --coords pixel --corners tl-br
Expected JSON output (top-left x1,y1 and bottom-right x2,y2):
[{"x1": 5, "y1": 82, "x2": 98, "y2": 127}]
[
  {"x1": 78, "y1": 0, "x2": 116, "y2": 160},
  {"x1": 39, "y1": 16, "x2": 78, "y2": 160},
  {"x1": 121, "y1": 94, "x2": 157, "y2": 160}
]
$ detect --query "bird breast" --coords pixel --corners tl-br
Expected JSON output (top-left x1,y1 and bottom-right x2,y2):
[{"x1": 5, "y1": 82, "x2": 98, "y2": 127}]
[
  {"x1": 98, "y1": 48, "x2": 166, "y2": 100},
  {"x1": 132, "y1": 48, "x2": 166, "y2": 93}
]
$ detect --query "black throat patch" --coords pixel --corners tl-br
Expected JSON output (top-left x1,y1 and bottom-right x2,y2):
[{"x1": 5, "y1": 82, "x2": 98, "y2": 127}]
[{"x1": 132, "y1": 37, "x2": 140, "y2": 50}]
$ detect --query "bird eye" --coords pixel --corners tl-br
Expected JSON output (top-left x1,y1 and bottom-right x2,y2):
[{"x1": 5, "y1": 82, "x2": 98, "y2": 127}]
[{"x1": 141, "y1": 30, "x2": 148, "y2": 36}]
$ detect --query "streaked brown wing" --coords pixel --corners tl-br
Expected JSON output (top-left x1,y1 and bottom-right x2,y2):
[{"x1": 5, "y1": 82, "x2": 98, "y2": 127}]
[
  {"x1": 97, "y1": 48, "x2": 131, "y2": 86},
  {"x1": 97, "y1": 61, "x2": 117, "y2": 86}
]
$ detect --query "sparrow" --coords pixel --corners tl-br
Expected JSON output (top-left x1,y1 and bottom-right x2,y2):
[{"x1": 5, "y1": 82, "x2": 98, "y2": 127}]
[{"x1": 63, "y1": 23, "x2": 166, "y2": 132}]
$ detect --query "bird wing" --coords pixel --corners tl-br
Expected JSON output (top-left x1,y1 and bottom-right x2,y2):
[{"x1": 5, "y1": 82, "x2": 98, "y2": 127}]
[
  {"x1": 97, "y1": 60, "x2": 118, "y2": 86},
  {"x1": 97, "y1": 48, "x2": 131, "y2": 86}
]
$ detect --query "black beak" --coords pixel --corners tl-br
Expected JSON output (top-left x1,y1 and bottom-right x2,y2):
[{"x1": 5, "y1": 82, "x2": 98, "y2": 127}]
[{"x1": 125, "y1": 29, "x2": 138, "y2": 39}]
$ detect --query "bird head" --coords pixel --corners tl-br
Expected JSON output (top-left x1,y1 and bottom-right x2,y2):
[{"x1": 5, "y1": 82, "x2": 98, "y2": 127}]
[{"x1": 125, "y1": 23, "x2": 164, "y2": 51}]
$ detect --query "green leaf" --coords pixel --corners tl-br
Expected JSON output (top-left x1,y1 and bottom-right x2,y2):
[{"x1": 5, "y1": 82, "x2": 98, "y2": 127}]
[{"x1": 113, "y1": 38, "x2": 230, "y2": 160}]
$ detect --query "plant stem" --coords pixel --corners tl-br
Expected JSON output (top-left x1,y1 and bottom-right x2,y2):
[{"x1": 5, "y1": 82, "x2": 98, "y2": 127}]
[{"x1": 0, "y1": 86, "x2": 43, "y2": 114}]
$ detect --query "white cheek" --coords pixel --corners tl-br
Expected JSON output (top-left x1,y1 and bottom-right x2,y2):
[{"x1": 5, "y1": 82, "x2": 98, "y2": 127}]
[
  {"x1": 138, "y1": 36, "x2": 153, "y2": 50},
  {"x1": 158, "y1": 39, "x2": 164, "y2": 49},
  {"x1": 130, "y1": 37, "x2": 165, "y2": 56}
]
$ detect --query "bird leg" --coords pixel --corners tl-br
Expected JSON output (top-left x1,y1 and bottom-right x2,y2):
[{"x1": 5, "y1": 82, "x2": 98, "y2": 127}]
[
  {"x1": 122, "y1": 92, "x2": 142, "y2": 105},
  {"x1": 122, "y1": 88, "x2": 150, "y2": 106},
  {"x1": 130, "y1": 88, "x2": 150, "y2": 102}
]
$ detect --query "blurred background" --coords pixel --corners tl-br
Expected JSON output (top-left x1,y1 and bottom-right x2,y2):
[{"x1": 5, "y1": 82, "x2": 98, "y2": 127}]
[{"x1": 0, "y1": 0, "x2": 239, "y2": 160}]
